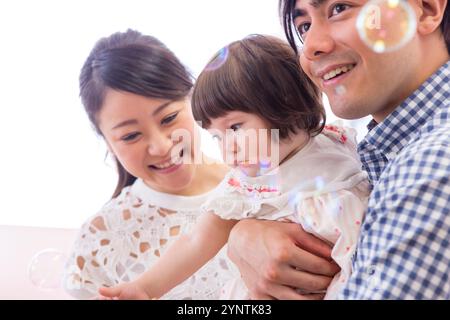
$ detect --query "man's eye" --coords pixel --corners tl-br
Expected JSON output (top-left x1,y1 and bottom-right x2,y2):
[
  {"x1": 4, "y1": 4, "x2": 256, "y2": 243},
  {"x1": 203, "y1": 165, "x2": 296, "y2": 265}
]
[
  {"x1": 161, "y1": 112, "x2": 178, "y2": 125},
  {"x1": 297, "y1": 23, "x2": 311, "y2": 36},
  {"x1": 331, "y1": 3, "x2": 350, "y2": 16},
  {"x1": 230, "y1": 123, "x2": 242, "y2": 131},
  {"x1": 121, "y1": 132, "x2": 141, "y2": 142}
]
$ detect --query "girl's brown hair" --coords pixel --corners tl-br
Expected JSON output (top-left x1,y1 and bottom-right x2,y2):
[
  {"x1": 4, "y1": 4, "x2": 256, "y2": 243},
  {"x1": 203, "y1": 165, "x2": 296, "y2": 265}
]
[{"x1": 192, "y1": 34, "x2": 325, "y2": 140}]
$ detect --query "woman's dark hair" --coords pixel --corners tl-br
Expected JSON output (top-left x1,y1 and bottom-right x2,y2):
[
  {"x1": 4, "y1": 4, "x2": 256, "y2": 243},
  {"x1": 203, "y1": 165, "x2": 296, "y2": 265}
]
[
  {"x1": 79, "y1": 29, "x2": 193, "y2": 198},
  {"x1": 192, "y1": 34, "x2": 324, "y2": 140},
  {"x1": 279, "y1": 0, "x2": 450, "y2": 55}
]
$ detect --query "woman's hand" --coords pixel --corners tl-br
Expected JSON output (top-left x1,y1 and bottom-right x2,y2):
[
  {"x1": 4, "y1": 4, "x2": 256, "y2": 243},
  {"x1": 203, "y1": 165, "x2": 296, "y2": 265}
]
[{"x1": 227, "y1": 220, "x2": 340, "y2": 300}]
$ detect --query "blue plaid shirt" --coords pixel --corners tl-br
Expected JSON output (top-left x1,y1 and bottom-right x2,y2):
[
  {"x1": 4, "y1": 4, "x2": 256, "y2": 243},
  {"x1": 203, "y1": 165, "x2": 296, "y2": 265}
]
[{"x1": 340, "y1": 60, "x2": 450, "y2": 299}]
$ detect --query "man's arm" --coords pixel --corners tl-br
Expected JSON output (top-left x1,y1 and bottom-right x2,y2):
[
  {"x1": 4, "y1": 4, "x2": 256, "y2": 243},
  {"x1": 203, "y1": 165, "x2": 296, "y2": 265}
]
[{"x1": 227, "y1": 219, "x2": 340, "y2": 299}]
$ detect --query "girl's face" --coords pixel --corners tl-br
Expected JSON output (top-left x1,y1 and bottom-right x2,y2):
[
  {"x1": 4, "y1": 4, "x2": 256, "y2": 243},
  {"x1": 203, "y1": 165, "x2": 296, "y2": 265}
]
[
  {"x1": 98, "y1": 89, "x2": 198, "y2": 194},
  {"x1": 208, "y1": 111, "x2": 292, "y2": 177}
]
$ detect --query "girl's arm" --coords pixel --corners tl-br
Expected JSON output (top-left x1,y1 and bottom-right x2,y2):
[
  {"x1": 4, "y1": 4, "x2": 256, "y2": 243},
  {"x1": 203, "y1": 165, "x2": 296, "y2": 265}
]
[{"x1": 99, "y1": 212, "x2": 237, "y2": 299}]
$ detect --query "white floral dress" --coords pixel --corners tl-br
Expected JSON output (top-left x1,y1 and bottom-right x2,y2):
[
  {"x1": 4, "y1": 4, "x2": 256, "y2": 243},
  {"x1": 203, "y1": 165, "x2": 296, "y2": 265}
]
[
  {"x1": 63, "y1": 179, "x2": 238, "y2": 300},
  {"x1": 203, "y1": 125, "x2": 371, "y2": 299}
]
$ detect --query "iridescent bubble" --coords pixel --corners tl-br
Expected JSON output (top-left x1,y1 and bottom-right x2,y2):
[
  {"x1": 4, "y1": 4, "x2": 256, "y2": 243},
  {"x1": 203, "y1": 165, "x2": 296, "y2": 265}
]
[
  {"x1": 314, "y1": 176, "x2": 326, "y2": 192},
  {"x1": 288, "y1": 190, "x2": 303, "y2": 210},
  {"x1": 28, "y1": 248, "x2": 67, "y2": 290},
  {"x1": 302, "y1": 214, "x2": 315, "y2": 230},
  {"x1": 204, "y1": 46, "x2": 229, "y2": 71},
  {"x1": 356, "y1": 0, "x2": 417, "y2": 53},
  {"x1": 326, "y1": 192, "x2": 342, "y2": 218},
  {"x1": 335, "y1": 85, "x2": 347, "y2": 96},
  {"x1": 258, "y1": 159, "x2": 272, "y2": 176}
]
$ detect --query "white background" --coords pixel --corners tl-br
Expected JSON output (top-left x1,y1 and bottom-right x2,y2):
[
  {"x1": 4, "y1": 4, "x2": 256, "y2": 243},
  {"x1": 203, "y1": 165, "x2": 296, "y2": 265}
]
[{"x1": 0, "y1": 0, "x2": 368, "y2": 228}]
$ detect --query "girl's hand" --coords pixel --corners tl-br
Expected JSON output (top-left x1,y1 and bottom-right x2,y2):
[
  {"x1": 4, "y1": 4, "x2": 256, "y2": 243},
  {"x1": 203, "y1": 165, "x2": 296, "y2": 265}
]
[{"x1": 98, "y1": 281, "x2": 152, "y2": 300}]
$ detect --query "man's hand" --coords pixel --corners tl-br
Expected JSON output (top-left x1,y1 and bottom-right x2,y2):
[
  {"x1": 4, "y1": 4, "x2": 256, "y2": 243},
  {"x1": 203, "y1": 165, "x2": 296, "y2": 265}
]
[{"x1": 227, "y1": 220, "x2": 340, "y2": 299}]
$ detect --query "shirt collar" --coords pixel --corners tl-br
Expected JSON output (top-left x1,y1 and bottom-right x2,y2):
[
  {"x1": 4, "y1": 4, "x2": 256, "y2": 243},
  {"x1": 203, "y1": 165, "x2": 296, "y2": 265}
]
[{"x1": 361, "y1": 60, "x2": 450, "y2": 159}]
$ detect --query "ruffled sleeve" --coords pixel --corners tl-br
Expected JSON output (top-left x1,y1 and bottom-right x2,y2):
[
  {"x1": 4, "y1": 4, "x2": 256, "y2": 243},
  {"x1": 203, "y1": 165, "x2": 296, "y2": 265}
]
[
  {"x1": 322, "y1": 123, "x2": 359, "y2": 154},
  {"x1": 201, "y1": 174, "x2": 284, "y2": 220}
]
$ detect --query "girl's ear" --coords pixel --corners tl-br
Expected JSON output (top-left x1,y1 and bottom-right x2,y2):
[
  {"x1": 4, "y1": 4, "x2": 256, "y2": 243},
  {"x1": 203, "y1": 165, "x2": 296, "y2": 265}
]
[{"x1": 416, "y1": 0, "x2": 448, "y2": 35}]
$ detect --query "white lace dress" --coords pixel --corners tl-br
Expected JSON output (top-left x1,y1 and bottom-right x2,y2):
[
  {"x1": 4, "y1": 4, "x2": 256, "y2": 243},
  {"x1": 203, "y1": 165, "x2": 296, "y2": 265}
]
[
  {"x1": 203, "y1": 125, "x2": 371, "y2": 299},
  {"x1": 63, "y1": 179, "x2": 238, "y2": 300}
]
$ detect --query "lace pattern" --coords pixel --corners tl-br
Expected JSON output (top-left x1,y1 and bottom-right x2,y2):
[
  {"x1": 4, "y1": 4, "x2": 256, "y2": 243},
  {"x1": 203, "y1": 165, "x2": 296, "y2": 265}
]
[{"x1": 64, "y1": 186, "x2": 237, "y2": 300}]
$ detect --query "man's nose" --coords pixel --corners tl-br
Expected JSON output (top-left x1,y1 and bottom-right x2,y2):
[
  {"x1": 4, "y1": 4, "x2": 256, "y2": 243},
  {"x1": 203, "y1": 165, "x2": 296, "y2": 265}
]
[{"x1": 302, "y1": 22, "x2": 336, "y2": 60}]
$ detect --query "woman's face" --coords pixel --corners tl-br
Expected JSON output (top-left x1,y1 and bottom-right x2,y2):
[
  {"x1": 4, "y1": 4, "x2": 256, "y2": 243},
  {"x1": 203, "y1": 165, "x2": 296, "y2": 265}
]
[{"x1": 98, "y1": 89, "x2": 199, "y2": 194}]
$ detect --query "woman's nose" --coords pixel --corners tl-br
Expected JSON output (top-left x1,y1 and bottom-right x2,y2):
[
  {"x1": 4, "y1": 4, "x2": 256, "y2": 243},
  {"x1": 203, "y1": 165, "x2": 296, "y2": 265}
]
[{"x1": 147, "y1": 134, "x2": 173, "y2": 157}]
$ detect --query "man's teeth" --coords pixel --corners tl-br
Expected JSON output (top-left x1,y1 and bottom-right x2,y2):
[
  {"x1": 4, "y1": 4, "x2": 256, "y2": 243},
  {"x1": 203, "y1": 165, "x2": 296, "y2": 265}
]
[
  {"x1": 323, "y1": 64, "x2": 354, "y2": 81},
  {"x1": 152, "y1": 153, "x2": 183, "y2": 169}
]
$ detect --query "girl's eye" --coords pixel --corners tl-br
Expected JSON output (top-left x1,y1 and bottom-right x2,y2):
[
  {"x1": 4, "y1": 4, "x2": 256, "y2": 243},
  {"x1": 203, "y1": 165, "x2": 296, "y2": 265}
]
[
  {"x1": 121, "y1": 132, "x2": 141, "y2": 142},
  {"x1": 161, "y1": 112, "x2": 178, "y2": 125},
  {"x1": 331, "y1": 3, "x2": 350, "y2": 16},
  {"x1": 230, "y1": 123, "x2": 242, "y2": 131}
]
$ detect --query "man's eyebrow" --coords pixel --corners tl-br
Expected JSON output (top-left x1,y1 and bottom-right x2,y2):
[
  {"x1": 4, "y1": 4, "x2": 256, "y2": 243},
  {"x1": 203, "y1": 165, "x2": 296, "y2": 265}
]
[
  {"x1": 293, "y1": 0, "x2": 328, "y2": 18},
  {"x1": 111, "y1": 101, "x2": 172, "y2": 130},
  {"x1": 310, "y1": 0, "x2": 327, "y2": 8},
  {"x1": 293, "y1": 8, "x2": 306, "y2": 19}
]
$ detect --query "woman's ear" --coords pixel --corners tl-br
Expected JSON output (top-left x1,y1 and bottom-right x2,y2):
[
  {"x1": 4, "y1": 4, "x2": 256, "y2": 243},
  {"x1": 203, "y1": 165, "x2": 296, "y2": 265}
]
[
  {"x1": 416, "y1": 0, "x2": 448, "y2": 35},
  {"x1": 103, "y1": 141, "x2": 116, "y2": 161}
]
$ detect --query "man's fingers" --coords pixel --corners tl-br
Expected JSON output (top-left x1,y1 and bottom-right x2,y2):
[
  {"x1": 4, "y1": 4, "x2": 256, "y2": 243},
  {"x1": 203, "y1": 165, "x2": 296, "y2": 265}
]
[
  {"x1": 251, "y1": 280, "x2": 325, "y2": 300},
  {"x1": 290, "y1": 224, "x2": 333, "y2": 260},
  {"x1": 297, "y1": 293, "x2": 326, "y2": 300},
  {"x1": 249, "y1": 292, "x2": 276, "y2": 300},
  {"x1": 287, "y1": 243, "x2": 340, "y2": 276},
  {"x1": 281, "y1": 267, "x2": 333, "y2": 291}
]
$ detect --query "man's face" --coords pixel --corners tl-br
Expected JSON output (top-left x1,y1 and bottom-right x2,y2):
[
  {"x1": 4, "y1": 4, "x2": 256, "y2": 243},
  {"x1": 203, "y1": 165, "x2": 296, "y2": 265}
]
[{"x1": 295, "y1": 0, "x2": 422, "y2": 122}]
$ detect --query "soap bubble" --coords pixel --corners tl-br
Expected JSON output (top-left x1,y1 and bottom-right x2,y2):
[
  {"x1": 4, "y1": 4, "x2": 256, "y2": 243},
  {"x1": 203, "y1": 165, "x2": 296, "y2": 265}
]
[
  {"x1": 356, "y1": 0, "x2": 417, "y2": 53},
  {"x1": 314, "y1": 176, "x2": 326, "y2": 193},
  {"x1": 204, "y1": 46, "x2": 229, "y2": 71},
  {"x1": 335, "y1": 85, "x2": 347, "y2": 96},
  {"x1": 28, "y1": 248, "x2": 67, "y2": 290}
]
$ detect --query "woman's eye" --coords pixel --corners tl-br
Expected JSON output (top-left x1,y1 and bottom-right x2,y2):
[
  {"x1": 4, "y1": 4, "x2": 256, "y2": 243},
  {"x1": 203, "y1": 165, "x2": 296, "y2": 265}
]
[
  {"x1": 331, "y1": 3, "x2": 350, "y2": 16},
  {"x1": 161, "y1": 112, "x2": 178, "y2": 125},
  {"x1": 121, "y1": 132, "x2": 141, "y2": 142},
  {"x1": 230, "y1": 123, "x2": 242, "y2": 131}
]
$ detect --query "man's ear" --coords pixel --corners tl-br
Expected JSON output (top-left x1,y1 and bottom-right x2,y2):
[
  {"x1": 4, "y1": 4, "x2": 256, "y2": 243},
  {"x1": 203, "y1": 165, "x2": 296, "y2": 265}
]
[{"x1": 415, "y1": 0, "x2": 448, "y2": 35}]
